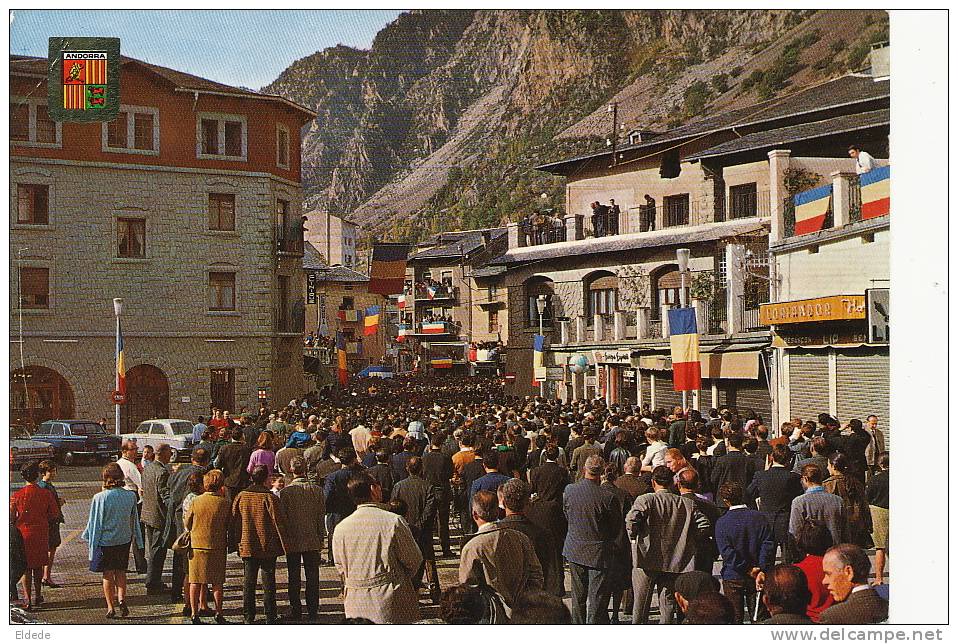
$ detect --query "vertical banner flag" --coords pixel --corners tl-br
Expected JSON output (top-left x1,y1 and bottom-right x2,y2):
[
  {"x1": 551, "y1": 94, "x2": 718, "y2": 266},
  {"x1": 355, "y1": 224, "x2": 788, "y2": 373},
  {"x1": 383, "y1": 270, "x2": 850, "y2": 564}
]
[
  {"x1": 793, "y1": 184, "x2": 833, "y2": 236},
  {"x1": 369, "y1": 243, "x2": 410, "y2": 296},
  {"x1": 115, "y1": 319, "x2": 126, "y2": 397},
  {"x1": 48, "y1": 37, "x2": 121, "y2": 122},
  {"x1": 668, "y1": 308, "x2": 701, "y2": 391},
  {"x1": 532, "y1": 334, "x2": 546, "y2": 385},
  {"x1": 859, "y1": 165, "x2": 890, "y2": 220},
  {"x1": 336, "y1": 331, "x2": 348, "y2": 386},
  {"x1": 396, "y1": 324, "x2": 412, "y2": 341},
  {"x1": 363, "y1": 305, "x2": 380, "y2": 336}
]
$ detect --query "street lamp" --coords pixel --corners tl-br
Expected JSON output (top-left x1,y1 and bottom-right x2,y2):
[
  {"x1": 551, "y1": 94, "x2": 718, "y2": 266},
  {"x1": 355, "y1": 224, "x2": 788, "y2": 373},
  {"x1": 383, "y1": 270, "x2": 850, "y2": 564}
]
[
  {"x1": 113, "y1": 298, "x2": 123, "y2": 436},
  {"x1": 536, "y1": 294, "x2": 548, "y2": 399},
  {"x1": 675, "y1": 248, "x2": 690, "y2": 412}
]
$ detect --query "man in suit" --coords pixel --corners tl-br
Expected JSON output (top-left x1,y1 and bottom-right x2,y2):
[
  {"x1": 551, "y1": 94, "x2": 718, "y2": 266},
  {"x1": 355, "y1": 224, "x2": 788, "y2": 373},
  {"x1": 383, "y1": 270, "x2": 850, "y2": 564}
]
[
  {"x1": 615, "y1": 456, "x2": 648, "y2": 500},
  {"x1": 214, "y1": 428, "x2": 252, "y2": 503},
  {"x1": 278, "y1": 457, "x2": 326, "y2": 621},
  {"x1": 391, "y1": 457, "x2": 438, "y2": 597},
  {"x1": 469, "y1": 450, "x2": 510, "y2": 499},
  {"x1": 422, "y1": 434, "x2": 454, "y2": 556},
  {"x1": 676, "y1": 469, "x2": 721, "y2": 573},
  {"x1": 819, "y1": 544, "x2": 888, "y2": 624},
  {"x1": 141, "y1": 443, "x2": 172, "y2": 592},
  {"x1": 748, "y1": 444, "x2": 804, "y2": 563},
  {"x1": 563, "y1": 455, "x2": 622, "y2": 624},
  {"x1": 498, "y1": 478, "x2": 562, "y2": 598},
  {"x1": 864, "y1": 415, "x2": 886, "y2": 482},
  {"x1": 789, "y1": 463, "x2": 845, "y2": 547},
  {"x1": 710, "y1": 432, "x2": 755, "y2": 501},
  {"x1": 164, "y1": 447, "x2": 210, "y2": 604},
  {"x1": 569, "y1": 429, "x2": 602, "y2": 481},
  {"x1": 459, "y1": 490, "x2": 543, "y2": 611},
  {"x1": 761, "y1": 564, "x2": 814, "y2": 624},
  {"x1": 792, "y1": 436, "x2": 831, "y2": 475},
  {"x1": 627, "y1": 465, "x2": 704, "y2": 624},
  {"x1": 531, "y1": 445, "x2": 569, "y2": 503}
]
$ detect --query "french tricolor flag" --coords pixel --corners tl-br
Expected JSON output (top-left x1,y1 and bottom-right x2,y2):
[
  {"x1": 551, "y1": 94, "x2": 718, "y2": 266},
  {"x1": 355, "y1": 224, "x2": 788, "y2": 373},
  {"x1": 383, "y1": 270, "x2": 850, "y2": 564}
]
[
  {"x1": 668, "y1": 308, "x2": 701, "y2": 391},
  {"x1": 860, "y1": 165, "x2": 889, "y2": 220},
  {"x1": 793, "y1": 184, "x2": 833, "y2": 236}
]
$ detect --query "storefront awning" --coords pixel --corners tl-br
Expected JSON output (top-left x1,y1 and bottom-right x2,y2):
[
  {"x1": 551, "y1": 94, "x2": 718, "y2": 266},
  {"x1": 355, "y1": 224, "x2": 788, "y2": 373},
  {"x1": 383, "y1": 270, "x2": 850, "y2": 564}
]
[{"x1": 637, "y1": 350, "x2": 761, "y2": 379}]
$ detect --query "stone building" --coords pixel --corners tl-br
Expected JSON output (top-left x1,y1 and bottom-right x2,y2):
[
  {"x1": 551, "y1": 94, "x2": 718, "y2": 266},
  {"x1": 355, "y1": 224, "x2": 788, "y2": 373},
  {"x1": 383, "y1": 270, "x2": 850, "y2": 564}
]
[
  {"x1": 303, "y1": 208, "x2": 359, "y2": 270},
  {"x1": 10, "y1": 55, "x2": 315, "y2": 431},
  {"x1": 488, "y1": 61, "x2": 889, "y2": 427}
]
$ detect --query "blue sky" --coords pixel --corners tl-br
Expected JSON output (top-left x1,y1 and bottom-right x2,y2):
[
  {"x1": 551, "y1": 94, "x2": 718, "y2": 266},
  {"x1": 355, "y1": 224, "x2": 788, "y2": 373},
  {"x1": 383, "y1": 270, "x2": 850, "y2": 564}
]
[{"x1": 11, "y1": 10, "x2": 405, "y2": 89}]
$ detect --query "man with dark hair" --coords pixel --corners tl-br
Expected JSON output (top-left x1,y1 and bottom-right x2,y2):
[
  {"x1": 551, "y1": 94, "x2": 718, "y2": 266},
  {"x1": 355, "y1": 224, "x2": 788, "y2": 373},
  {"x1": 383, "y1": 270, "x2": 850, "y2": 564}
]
[
  {"x1": 747, "y1": 443, "x2": 804, "y2": 563},
  {"x1": 684, "y1": 591, "x2": 735, "y2": 624},
  {"x1": 819, "y1": 544, "x2": 888, "y2": 624},
  {"x1": 438, "y1": 584, "x2": 486, "y2": 624},
  {"x1": 469, "y1": 450, "x2": 510, "y2": 499},
  {"x1": 390, "y1": 436, "x2": 419, "y2": 483},
  {"x1": 715, "y1": 482, "x2": 775, "y2": 623},
  {"x1": 214, "y1": 428, "x2": 251, "y2": 504},
  {"x1": 459, "y1": 490, "x2": 543, "y2": 611},
  {"x1": 333, "y1": 473, "x2": 423, "y2": 624},
  {"x1": 323, "y1": 447, "x2": 364, "y2": 566},
  {"x1": 459, "y1": 450, "x2": 486, "y2": 535},
  {"x1": 510, "y1": 590, "x2": 572, "y2": 624},
  {"x1": 367, "y1": 449, "x2": 395, "y2": 500},
  {"x1": 497, "y1": 478, "x2": 561, "y2": 598},
  {"x1": 563, "y1": 455, "x2": 622, "y2": 624},
  {"x1": 279, "y1": 456, "x2": 326, "y2": 621},
  {"x1": 164, "y1": 446, "x2": 210, "y2": 605},
  {"x1": 530, "y1": 444, "x2": 569, "y2": 503},
  {"x1": 141, "y1": 443, "x2": 172, "y2": 593},
  {"x1": 391, "y1": 456, "x2": 439, "y2": 598},
  {"x1": 710, "y1": 432, "x2": 755, "y2": 499},
  {"x1": 793, "y1": 436, "x2": 831, "y2": 474},
  {"x1": 423, "y1": 433, "x2": 454, "y2": 556},
  {"x1": 789, "y1": 463, "x2": 845, "y2": 547},
  {"x1": 761, "y1": 564, "x2": 814, "y2": 624},
  {"x1": 627, "y1": 465, "x2": 704, "y2": 624},
  {"x1": 673, "y1": 570, "x2": 721, "y2": 619}
]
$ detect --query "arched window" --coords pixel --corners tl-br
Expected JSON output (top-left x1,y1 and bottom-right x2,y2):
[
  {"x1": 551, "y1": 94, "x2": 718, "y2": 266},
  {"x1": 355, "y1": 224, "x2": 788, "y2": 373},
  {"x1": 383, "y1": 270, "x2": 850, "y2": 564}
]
[
  {"x1": 525, "y1": 276, "x2": 555, "y2": 327},
  {"x1": 651, "y1": 264, "x2": 688, "y2": 315},
  {"x1": 585, "y1": 272, "x2": 619, "y2": 319}
]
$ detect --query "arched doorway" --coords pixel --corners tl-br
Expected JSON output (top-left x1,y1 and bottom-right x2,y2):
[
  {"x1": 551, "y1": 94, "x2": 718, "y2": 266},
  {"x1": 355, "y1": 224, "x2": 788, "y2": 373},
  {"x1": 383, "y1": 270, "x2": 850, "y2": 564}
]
[
  {"x1": 121, "y1": 364, "x2": 169, "y2": 433},
  {"x1": 10, "y1": 366, "x2": 75, "y2": 428}
]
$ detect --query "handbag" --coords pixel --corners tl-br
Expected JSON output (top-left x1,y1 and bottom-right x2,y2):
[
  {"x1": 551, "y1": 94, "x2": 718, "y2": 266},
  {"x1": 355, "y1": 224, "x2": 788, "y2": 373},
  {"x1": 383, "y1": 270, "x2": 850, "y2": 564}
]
[{"x1": 172, "y1": 530, "x2": 192, "y2": 552}]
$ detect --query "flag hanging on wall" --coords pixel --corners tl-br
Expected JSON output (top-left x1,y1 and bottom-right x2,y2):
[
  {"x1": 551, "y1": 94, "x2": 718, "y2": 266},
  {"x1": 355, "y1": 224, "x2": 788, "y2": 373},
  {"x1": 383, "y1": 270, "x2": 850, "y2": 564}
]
[
  {"x1": 421, "y1": 321, "x2": 446, "y2": 334},
  {"x1": 426, "y1": 284, "x2": 438, "y2": 299},
  {"x1": 396, "y1": 324, "x2": 412, "y2": 342},
  {"x1": 115, "y1": 319, "x2": 126, "y2": 398},
  {"x1": 860, "y1": 165, "x2": 890, "y2": 220},
  {"x1": 793, "y1": 184, "x2": 833, "y2": 236},
  {"x1": 668, "y1": 308, "x2": 701, "y2": 391},
  {"x1": 532, "y1": 334, "x2": 546, "y2": 386},
  {"x1": 431, "y1": 358, "x2": 453, "y2": 369},
  {"x1": 336, "y1": 331, "x2": 348, "y2": 386},
  {"x1": 368, "y1": 243, "x2": 410, "y2": 296},
  {"x1": 363, "y1": 305, "x2": 380, "y2": 336}
]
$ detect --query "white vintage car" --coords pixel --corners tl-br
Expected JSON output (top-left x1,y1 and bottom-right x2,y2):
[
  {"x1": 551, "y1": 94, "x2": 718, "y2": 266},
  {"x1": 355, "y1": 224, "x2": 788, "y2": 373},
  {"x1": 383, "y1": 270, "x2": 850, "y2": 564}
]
[{"x1": 121, "y1": 418, "x2": 196, "y2": 462}]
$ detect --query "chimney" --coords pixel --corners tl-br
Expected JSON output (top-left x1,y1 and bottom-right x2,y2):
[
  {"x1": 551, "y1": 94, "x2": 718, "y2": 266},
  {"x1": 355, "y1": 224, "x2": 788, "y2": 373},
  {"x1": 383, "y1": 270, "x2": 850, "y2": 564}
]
[
  {"x1": 869, "y1": 42, "x2": 889, "y2": 80},
  {"x1": 628, "y1": 129, "x2": 659, "y2": 146},
  {"x1": 481, "y1": 230, "x2": 491, "y2": 246}
]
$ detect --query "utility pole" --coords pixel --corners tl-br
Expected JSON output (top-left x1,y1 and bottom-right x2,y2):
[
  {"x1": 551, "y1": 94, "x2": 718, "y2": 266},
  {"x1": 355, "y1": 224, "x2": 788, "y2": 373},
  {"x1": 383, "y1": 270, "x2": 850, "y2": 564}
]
[{"x1": 608, "y1": 102, "x2": 618, "y2": 168}]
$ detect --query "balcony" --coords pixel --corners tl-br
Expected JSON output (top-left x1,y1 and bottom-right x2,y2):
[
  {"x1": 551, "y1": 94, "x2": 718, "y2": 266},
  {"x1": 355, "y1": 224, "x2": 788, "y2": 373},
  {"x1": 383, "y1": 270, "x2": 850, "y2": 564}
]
[
  {"x1": 276, "y1": 220, "x2": 304, "y2": 255},
  {"x1": 303, "y1": 346, "x2": 332, "y2": 364},
  {"x1": 275, "y1": 301, "x2": 305, "y2": 333},
  {"x1": 413, "y1": 320, "x2": 460, "y2": 336},
  {"x1": 414, "y1": 283, "x2": 458, "y2": 301}
]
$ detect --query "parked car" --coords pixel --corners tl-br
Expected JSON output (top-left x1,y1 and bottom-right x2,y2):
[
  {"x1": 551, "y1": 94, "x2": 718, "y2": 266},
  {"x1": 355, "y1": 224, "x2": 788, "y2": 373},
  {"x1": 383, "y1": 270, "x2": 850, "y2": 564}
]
[
  {"x1": 32, "y1": 420, "x2": 122, "y2": 466},
  {"x1": 10, "y1": 425, "x2": 56, "y2": 470},
  {"x1": 121, "y1": 419, "x2": 195, "y2": 462}
]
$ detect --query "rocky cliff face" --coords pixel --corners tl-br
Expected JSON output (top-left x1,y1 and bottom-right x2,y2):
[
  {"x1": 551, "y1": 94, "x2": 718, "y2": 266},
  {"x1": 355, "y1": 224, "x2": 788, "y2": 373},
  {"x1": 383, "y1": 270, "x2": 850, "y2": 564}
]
[{"x1": 262, "y1": 9, "x2": 888, "y2": 243}]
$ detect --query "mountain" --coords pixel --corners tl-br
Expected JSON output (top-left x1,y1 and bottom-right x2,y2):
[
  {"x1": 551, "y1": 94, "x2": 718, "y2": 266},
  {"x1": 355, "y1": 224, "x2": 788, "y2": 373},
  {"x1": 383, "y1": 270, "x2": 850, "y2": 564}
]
[{"x1": 262, "y1": 9, "x2": 889, "y2": 244}]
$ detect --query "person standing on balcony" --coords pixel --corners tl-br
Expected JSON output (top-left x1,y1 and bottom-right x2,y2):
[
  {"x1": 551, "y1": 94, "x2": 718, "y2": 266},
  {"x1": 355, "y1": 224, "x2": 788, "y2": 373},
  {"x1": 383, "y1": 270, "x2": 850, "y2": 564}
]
[
  {"x1": 591, "y1": 202, "x2": 609, "y2": 237},
  {"x1": 643, "y1": 195, "x2": 656, "y2": 232},
  {"x1": 848, "y1": 145, "x2": 877, "y2": 174},
  {"x1": 608, "y1": 199, "x2": 621, "y2": 235}
]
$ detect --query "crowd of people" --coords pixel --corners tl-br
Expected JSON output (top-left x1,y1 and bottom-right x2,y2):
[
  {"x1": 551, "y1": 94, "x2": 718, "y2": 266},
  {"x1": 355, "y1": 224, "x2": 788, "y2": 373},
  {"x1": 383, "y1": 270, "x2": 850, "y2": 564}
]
[
  {"x1": 520, "y1": 209, "x2": 566, "y2": 246},
  {"x1": 9, "y1": 375, "x2": 890, "y2": 625}
]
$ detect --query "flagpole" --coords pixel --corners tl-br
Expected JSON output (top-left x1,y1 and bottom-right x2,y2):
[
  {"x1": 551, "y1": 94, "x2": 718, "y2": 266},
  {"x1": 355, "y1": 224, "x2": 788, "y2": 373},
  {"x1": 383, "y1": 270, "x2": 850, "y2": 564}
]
[
  {"x1": 113, "y1": 298, "x2": 123, "y2": 436},
  {"x1": 677, "y1": 249, "x2": 690, "y2": 413}
]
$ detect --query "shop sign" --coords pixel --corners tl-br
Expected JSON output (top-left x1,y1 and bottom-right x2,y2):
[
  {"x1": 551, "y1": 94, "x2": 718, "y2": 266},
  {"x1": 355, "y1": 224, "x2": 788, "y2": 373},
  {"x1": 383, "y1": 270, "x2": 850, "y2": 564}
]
[
  {"x1": 772, "y1": 329, "x2": 869, "y2": 348},
  {"x1": 866, "y1": 288, "x2": 889, "y2": 344},
  {"x1": 306, "y1": 272, "x2": 317, "y2": 304},
  {"x1": 592, "y1": 348, "x2": 632, "y2": 365},
  {"x1": 759, "y1": 295, "x2": 866, "y2": 326},
  {"x1": 546, "y1": 367, "x2": 565, "y2": 381}
]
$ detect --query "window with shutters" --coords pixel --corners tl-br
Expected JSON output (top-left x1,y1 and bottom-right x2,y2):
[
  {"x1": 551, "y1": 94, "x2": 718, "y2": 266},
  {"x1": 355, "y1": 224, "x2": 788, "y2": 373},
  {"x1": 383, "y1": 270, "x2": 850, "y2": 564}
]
[
  {"x1": 10, "y1": 98, "x2": 61, "y2": 147},
  {"x1": 276, "y1": 123, "x2": 290, "y2": 169},
  {"x1": 663, "y1": 194, "x2": 690, "y2": 227},
  {"x1": 102, "y1": 106, "x2": 159, "y2": 154},
  {"x1": 210, "y1": 369, "x2": 235, "y2": 412},
  {"x1": 19, "y1": 267, "x2": 49, "y2": 309},
  {"x1": 208, "y1": 193, "x2": 236, "y2": 231},
  {"x1": 117, "y1": 218, "x2": 146, "y2": 258},
  {"x1": 488, "y1": 309, "x2": 499, "y2": 333},
  {"x1": 17, "y1": 185, "x2": 49, "y2": 226},
  {"x1": 209, "y1": 272, "x2": 236, "y2": 311},
  {"x1": 729, "y1": 182, "x2": 758, "y2": 219},
  {"x1": 196, "y1": 112, "x2": 247, "y2": 160},
  {"x1": 586, "y1": 273, "x2": 619, "y2": 320}
]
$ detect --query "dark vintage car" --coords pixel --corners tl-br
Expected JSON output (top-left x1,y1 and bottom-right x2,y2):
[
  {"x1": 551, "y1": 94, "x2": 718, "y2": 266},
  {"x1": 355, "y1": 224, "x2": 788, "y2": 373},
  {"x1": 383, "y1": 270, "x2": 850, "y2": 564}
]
[
  {"x1": 10, "y1": 425, "x2": 56, "y2": 470},
  {"x1": 32, "y1": 419, "x2": 122, "y2": 466}
]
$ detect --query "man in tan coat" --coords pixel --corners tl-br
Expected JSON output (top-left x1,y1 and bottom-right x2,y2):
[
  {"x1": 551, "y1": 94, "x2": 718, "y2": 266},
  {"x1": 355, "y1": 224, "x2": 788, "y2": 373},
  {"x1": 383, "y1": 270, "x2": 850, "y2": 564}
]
[
  {"x1": 459, "y1": 489, "x2": 544, "y2": 611},
  {"x1": 278, "y1": 457, "x2": 325, "y2": 621},
  {"x1": 332, "y1": 472, "x2": 423, "y2": 624}
]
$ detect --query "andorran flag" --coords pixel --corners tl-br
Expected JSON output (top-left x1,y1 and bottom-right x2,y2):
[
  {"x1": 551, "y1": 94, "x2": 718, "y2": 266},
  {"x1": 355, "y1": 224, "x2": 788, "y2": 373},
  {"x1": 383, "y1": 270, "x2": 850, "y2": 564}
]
[
  {"x1": 115, "y1": 319, "x2": 126, "y2": 397},
  {"x1": 860, "y1": 165, "x2": 890, "y2": 220},
  {"x1": 532, "y1": 334, "x2": 546, "y2": 386},
  {"x1": 668, "y1": 308, "x2": 701, "y2": 391},
  {"x1": 336, "y1": 331, "x2": 348, "y2": 386},
  {"x1": 363, "y1": 305, "x2": 380, "y2": 336},
  {"x1": 369, "y1": 243, "x2": 410, "y2": 296},
  {"x1": 793, "y1": 184, "x2": 833, "y2": 236},
  {"x1": 431, "y1": 358, "x2": 454, "y2": 369}
]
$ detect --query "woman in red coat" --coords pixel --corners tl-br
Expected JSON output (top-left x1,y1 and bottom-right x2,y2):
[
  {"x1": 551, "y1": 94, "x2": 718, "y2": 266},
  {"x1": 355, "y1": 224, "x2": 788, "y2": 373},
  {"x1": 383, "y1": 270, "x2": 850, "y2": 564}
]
[{"x1": 10, "y1": 461, "x2": 60, "y2": 609}]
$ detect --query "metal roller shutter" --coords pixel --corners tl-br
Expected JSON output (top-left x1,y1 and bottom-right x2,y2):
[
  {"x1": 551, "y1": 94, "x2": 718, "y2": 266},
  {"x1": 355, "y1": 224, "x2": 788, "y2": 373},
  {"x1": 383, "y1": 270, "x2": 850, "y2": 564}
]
[
  {"x1": 697, "y1": 379, "x2": 713, "y2": 413},
  {"x1": 788, "y1": 352, "x2": 830, "y2": 422},
  {"x1": 655, "y1": 371, "x2": 682, "y2": 411},
  {"x1": 732, "y1": 374, "x2": 773, "y2": 425},
  {"x1": 836, "y1": 348, "x2": 890, "y2": 448},
  {"x1": 640, "y1": 371, "x2": 650, "y2": 408}
]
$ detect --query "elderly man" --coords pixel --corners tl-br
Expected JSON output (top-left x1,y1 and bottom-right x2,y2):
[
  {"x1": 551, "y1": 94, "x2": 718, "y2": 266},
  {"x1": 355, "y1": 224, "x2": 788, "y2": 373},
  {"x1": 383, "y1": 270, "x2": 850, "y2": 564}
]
[
  {"x1": 627, "y1": 465, "x2": 704, "y2": 624},
  {"x1": 497, "y1": 478, "x2": 561, "y2": 597},
  {"x1": 116, "y1": 439, "x2": 148, "y2": 575},
  {"x1": 819, "y1": 544, "x2": 888, "y2": 624},
  {"x1": 563, "y1": 455, "x2": 622, "y2": 624},
  {"x1": 279, "y1": 456, "x2": 326, "y2": 622},
  {"x1": 761, "y1": 564, "x2": 814, "y2": 624},
  {"x1": 141, "y1": 443, "x2": 172, "y2": 593},
  {"x1": 391, "y1": 456, "x2": 439, "y2": 597},
  {"x1": 459, "y1": 490, "x2": 543, "y2": 611},
  {"x1": 333, "y1": 473, "x2": 423, "y2": 624}
]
